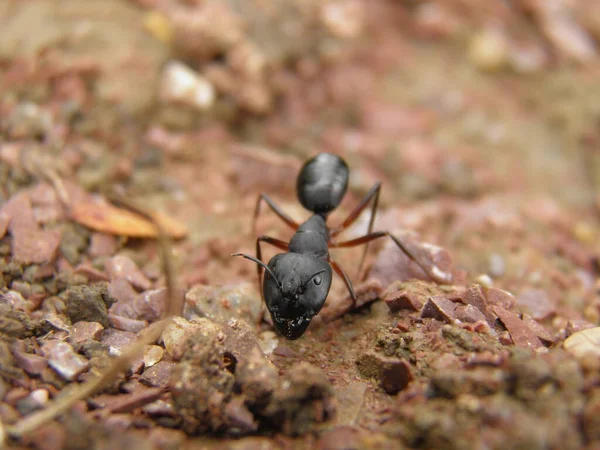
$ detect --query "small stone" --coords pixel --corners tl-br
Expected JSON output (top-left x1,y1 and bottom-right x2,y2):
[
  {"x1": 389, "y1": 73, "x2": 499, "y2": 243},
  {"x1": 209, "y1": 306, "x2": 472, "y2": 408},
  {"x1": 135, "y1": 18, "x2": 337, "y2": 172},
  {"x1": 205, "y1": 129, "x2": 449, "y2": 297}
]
[
  {"x1": 356, "y1": 351, "x2": 413, "y2": 394},
  {"x1": 70, "y1": 321, "x2": 104, "y2": 345},
  {"x1": 383, "y1": 287, "x2": 424, "y2": 312},
  {"x1": 516, "y1": 289, "x2": 556, "y2": 320},
  {"x1": 421, "y1": 296, "x2": 458, "y2": 323},
  {"x1": 13, "y1": 350, "x2": 47, "y2": 375},
  {"x1": 134, "y1": 288, "x2": 167, "y2": 322},
  {"x1": 42, "y1": 341, "x2": 89, "y2": 381},
  {"x1": 108, "y1": 278, "x2": 138, "y2": 314},
  {"x1": 493, "y1": 306, "x2": 543, "y2": 350},
  {"x1": 488, "y1": 253, "x2": 505, "y2": 277},
  {"x1": 566, "y1": 319, "x2": 596, "y2": 336},
  {"x1": 109, "y1": 315, "x2": 148, "y2": 333},
  {"x1": 461, "y1": 285, "x2": 495, "y2": 325},
  {"x1": 73, "y1": 264, "x2": 109, "y2": 282},
  {"x1": 522, "y1": 314, "x2": 555, "y2": 344},
  {"x1": 469, "y1": 28, "x2": 509, "y2": 72},
  {"x1": 161, "y1": 317, "x2": 204, "y2": 360},
  {"x1": 454, "y1": 304, "x2": 486, "y2": 323},
  {"x1": 101, "y1": 329, "x2": 137, "y2": 356},
  {"x1": 89, "y1": 233, "x2": 118, "y2": 258},
  {"x1": 160, "y1": 61, "x2": 215, "y2": 111},
  {"x1": 485, "y1": 288, "x2": 516, "y2": 310},
  {"x1": 4, "y1": 193, "x2": 62, "y2": 265},
  {"x1": 29, "y1": 388, "x2": 49, "y2": 406},
  {"x1": 61, "y1": 283, "x2": 114, "y2": 328},
  {"x1": 224, "y1": 397, "x2": 258, "y2": 433},
  {"x1": 564, "y1": 327, "x2": 600, "y2": 359},
  {"x1": 370, "y1": 236, "x2": 454, "y2": 286},
  {"x1": 184, "y1": 283, "x2": 262, "y2": 325},
  {"x1": 140, "y1": 361, "x2": 176, "y2": 388},
  {"x1": 105, "y1": 255, "x2": 152, "y2": 291},
  {"x1": 258, "y1": 331, "x2": 279, "y2": 355},
  {"x1": 143, "y1": 345, "x2": 164, "y2": 368}
]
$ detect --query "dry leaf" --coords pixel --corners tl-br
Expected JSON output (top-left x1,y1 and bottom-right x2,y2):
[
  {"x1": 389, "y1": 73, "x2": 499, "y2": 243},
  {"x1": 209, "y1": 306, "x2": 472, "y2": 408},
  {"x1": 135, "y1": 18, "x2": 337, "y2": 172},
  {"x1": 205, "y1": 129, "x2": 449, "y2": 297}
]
[{"x1": 71, "y1": 200, "x2": 187, "y2": 239}]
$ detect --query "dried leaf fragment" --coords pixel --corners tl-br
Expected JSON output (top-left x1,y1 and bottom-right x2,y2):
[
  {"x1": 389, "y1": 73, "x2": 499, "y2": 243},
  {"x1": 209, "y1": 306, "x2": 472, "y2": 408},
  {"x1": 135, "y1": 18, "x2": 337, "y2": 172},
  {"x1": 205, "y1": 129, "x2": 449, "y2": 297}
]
[{"x1": 71, "y1": 200, "x2": 187, "y2": 239}]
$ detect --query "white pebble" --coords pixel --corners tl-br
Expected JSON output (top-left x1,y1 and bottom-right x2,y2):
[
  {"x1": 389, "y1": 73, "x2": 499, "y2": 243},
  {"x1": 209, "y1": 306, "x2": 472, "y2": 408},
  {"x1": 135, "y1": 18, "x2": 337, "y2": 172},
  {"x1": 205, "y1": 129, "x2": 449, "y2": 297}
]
[{"x1": 160, "y1": 61, "x2": 215, "y2": 111}]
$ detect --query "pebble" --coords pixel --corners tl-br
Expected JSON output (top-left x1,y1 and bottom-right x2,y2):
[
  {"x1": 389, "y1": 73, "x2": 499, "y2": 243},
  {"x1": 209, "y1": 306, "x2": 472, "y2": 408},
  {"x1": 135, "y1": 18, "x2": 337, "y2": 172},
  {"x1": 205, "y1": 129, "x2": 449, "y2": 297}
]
[
  {"x1": 493, "y1": 306, "x2": 543, "y2": 350},
  {"x1": 105, "y1": 255, "x2": 152, "y2": 291},
  {"x1": 184, "y1": 283, "x2": 262, "y2": 325},
  {"x1": 140, "y1": 361, "x2": 176, "y2": 388},
  {"x1": 258, "y1": 331, "x2": 279, "y2": 355},
  {"x1": 564, "y1": 327, "x2": 600, "y2": 359},
  {"x1": 160, "y1": 61, "x2": 215, "y2": 111},
  {"x1": 468, "y1": 28, "x2": 509, "y2": 72},
  {"x1": 13, "y1": 350, "x2": 47, "y2": 375},
  {"x1": 89, "y1": 232, "x2": 118, "y2": 258},
  {"x1": 461, "y1": 284, "x2": 495, "y2": 325},
  {"x1": 421, "y1": 296, "x2": 459, "y2": 323},
  {"x1": 143, "y1": 345, "x2": 164, "y2": 368},
  {"x1": 161, "y1": 317, "x2": 204, "y2": 360},
  {"x1": 109, "y1": 314, "x2": 148, "y2": 333},
  {"x1": 384, "y1": 288, "x2": 424, "y2": 312},
  {"x1": 516, "y1": 289, "x2": 555, "y2": 320},
  {"x1": 70, "y1": 321, "x2": 104, "y2": 345},
  {"x1": 42, "y1": 341, "x2": 89, "y2": 381},
  {"x1": 356, "y1": 350, "x2": 414, "y2": 394},
  {"x1": 488, "y1": 253, "x2": 505, "y2": 277},
  {"x1": 101, "y1": 329, "x2": 137, "y2": 357}
]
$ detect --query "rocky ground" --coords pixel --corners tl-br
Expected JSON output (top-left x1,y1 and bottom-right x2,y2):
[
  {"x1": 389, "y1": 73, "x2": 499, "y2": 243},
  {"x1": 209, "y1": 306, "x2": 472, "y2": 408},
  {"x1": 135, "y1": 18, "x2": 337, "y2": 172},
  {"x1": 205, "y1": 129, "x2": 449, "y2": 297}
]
[{"x1": 1, "y1": 0, "x2": 600, "y2": 449}]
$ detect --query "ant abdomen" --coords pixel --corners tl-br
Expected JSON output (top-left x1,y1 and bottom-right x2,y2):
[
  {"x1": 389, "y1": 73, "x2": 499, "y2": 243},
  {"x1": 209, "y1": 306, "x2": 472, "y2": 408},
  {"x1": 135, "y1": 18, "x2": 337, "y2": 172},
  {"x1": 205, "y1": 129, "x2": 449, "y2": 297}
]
[{"x1": 296, "y1": 153, "x2": 349, "y2": 215}]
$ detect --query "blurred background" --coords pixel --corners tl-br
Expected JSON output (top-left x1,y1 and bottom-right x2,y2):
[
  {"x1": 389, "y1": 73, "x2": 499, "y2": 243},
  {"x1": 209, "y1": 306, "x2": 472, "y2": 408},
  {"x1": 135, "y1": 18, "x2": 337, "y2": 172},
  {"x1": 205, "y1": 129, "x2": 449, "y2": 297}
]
[
  {"x1": 2, "y1": 1, "x2": 600, "y2": 447},
  {"x1": 2, "y1": 0, "x2": 599, "y2": 288}
]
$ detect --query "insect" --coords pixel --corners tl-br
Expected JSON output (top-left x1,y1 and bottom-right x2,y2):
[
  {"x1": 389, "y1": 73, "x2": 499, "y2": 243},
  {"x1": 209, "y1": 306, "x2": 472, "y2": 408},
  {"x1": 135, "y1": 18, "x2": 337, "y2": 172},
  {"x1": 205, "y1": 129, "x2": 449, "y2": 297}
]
[{"x1": 233, "y1": 153, "x2": 450, "y2": 339}]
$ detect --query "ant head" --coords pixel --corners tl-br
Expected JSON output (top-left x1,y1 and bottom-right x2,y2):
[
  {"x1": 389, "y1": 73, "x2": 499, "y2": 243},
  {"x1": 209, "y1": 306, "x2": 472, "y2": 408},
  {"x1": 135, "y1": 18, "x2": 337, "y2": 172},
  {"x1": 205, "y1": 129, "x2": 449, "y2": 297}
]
[{"x1": 263, "y1": 253, "x2": 332, "y2": 340}]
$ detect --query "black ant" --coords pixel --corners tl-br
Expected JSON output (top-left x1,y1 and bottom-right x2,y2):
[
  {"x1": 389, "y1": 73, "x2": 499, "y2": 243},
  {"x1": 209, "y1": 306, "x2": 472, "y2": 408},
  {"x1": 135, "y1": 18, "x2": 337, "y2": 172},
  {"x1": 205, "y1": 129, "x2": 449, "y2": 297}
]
[{"x1": 233, "y1": 153, "x2": 451, "y2": 339}]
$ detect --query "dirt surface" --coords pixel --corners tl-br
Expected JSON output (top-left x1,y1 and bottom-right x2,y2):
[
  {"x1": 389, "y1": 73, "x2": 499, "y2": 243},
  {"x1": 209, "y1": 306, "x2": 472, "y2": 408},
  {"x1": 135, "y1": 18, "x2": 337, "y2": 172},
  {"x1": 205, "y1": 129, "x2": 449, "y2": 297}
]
[{"x1": 2, "y1": 0, "x2": 600, "y2": 449}]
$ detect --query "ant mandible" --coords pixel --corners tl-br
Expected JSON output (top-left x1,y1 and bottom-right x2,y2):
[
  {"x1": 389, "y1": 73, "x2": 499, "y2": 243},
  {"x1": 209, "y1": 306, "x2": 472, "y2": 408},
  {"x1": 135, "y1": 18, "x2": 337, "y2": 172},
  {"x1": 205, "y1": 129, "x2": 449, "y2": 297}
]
[{"x1": 233, "y1": 153, "x2": 451, "y2": 340}]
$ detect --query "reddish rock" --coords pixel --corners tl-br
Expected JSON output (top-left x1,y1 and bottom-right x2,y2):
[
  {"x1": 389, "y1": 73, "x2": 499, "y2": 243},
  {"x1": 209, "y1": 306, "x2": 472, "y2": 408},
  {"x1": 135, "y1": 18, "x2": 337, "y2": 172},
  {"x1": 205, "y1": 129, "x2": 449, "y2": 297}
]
[
  {"x1": 109, "y1": 315, "x2": 148, "y2": 333},
  {"x1": 89, "y1": 232, "x2": 118, "y2": 258},
  {"x1": 522, "y1": 314, "x2": 555, "y2": 344},
  {"x1": 370, "y1": 235, "x2": 454, "y2": 286},
  {"x1": 383, "y1": 284, "x2": 424, "y2": 312},
  {"x1": 454, "y1": 304, "x2": 487, "y2": 323},
  {"x1": 101, "y1": 329, "x2": 137, "y2": 356},
  {"x1": 485, "y1": 288, "x2": 517, "y2": 310},
  {"x1": 70, "y1": 321, "x2": 104, "y2": 345},
  {"x1": 140, "y1": 361, "x2": 176, "y2": 388},
  {"x1": 421, "y1": 296, "x2": 458, "y2": 323},
  {"x1": 134, "y1": 288, "x2": 167, "y2": 322},
  {"x1": 105, "y1": 255, "x2": 151, "y2": 291},
  {"x1": 516, "y1": 289, "x2": 556, "y2": 320},
  {"x1": 108, "y1": 278, "x2": 138, "y2": 315},
  {"x1": 462, "y1": 284, "x2": 495, "y2": 325},
  {"x1": 42, "y1": 341, "x2": 89, "y2": 380},
  {"x1": 74, "y1": 264, "x2": 109, "y2": 282},
  {"x1": 493, "y1": 306, "x2": 543, "y2": 349},
  {"x1": 356, "y1": 350, "x2": 414, "y2": 394},
  {"x1": 13, "y1": 350, "x2": 47, "y2": 375}
]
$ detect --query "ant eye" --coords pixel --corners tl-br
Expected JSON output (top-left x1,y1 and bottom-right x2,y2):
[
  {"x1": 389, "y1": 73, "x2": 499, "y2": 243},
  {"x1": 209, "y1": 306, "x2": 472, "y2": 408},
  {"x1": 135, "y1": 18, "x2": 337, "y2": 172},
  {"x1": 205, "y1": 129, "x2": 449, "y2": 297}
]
[{"x1": 313, "y1": 275, "x2": 322, "y2": 286}]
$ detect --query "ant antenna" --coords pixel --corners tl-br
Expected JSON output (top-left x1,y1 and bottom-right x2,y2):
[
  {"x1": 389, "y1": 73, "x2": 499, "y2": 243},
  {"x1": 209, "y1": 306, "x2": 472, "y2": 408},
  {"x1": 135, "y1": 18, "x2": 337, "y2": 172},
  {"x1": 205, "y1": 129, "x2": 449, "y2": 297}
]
[{"x1": 232, "y1": 253, "x2": 282, "y2": 290}]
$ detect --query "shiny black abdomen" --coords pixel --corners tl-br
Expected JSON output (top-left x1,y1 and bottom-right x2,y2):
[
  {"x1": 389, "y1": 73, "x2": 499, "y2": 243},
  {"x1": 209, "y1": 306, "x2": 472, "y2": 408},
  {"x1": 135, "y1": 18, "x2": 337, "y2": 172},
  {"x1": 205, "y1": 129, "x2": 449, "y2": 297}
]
[{"x1": 297, "y1": 153, "x2": 349, "y2": 214}]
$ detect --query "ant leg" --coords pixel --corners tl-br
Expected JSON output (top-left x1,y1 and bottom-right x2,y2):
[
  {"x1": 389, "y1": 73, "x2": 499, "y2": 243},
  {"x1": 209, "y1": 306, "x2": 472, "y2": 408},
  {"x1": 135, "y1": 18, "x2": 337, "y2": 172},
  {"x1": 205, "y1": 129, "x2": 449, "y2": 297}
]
[
  {"x1": 256, "y1": 235, "x2": 289, "y2": 299},
  {"x1": 253, "y1": 193, "x2": 299, "y2": 235},
  {"x1": 331, "y1": 231, "x2": 452, "y2": 284},
  {"x1": 329, "y1": 258, "x2": 357, "y2": 306},
  {"x1": 330, "y1": 182, "x2": 381, "y2": 278}
]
